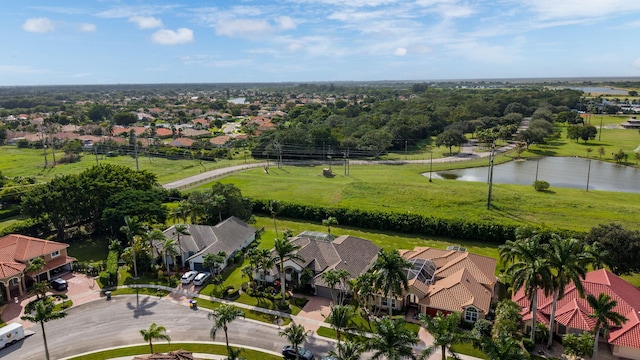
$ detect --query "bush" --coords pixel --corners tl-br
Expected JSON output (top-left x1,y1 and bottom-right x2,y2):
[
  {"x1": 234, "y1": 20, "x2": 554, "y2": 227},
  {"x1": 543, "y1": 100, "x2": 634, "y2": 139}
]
[
  {"x1": 58, "y1": 153, "x2": 82, "y2": 164},
  {"x1": 533, "y1": 180, "x2": 550, "y2": 191},
  {"x1": 275, "y1": 300, "x2": 290, "y2": 312},
  {"x1": 522, "y1": 338, "x2": 535, "y2": 351},
  {"x1": 290, "y1": 296, "x2": 309, "y2": 308},
  {"x1": 472, "y1": 319, "x2": 493, "y2": 338}
]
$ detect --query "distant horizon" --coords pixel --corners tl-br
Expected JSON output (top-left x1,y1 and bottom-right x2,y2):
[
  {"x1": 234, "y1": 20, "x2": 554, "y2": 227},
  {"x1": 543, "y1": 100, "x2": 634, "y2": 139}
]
[
  {"x1": 1, "y1": 76, "x2": 640, "y2": 89},
  {"x1": 3, "y1": 1, "x2": 640, "y2": 86}
]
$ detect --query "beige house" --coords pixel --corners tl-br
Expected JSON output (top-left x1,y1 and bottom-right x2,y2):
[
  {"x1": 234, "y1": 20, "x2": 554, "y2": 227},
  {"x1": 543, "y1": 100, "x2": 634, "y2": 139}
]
[
  {"x1": 0, "y1": 234, "x2": 76, "y2": 301},
  {"x1": 378, "y1": 247, "x2": 497, "y2": 323}
]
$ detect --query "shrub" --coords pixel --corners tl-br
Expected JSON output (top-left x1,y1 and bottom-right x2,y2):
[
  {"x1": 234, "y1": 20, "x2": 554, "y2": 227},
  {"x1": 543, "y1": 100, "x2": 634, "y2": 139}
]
[
  {"x1": 522, "y1": 338, "x2": 535, "y2": 351},
  {"x1": 275, "y1": 300, "x2": 290, "y2": 312},
  {"x1": 472, "y1": 318, "x2": 493, "y2": 338},
  {"x1": 290, "y1": 296, "x2": 309, "y2": 308},
  {"x1": 533, "y1": 180, "x2": 550, "y2": 191},
  {"x1": 58, "y1": 153, "x2": 82, "y2": 164}
]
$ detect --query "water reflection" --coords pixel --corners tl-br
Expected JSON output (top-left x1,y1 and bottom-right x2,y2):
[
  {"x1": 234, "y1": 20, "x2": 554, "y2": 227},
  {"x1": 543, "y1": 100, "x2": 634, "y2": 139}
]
[{"x1": 426, "y1": 157, "x2": 640, "y2": 193}]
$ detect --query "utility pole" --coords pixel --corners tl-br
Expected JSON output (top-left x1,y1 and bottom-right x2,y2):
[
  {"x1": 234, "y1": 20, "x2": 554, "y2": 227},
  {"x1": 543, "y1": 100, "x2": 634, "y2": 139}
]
[
  {"x1": 134, "y1": 133, "x2": 139, "y2": 171},
  {"x1": 586, "y1": 159, "x2": 591, "y2": 192},
  {"x1": 535, "y1": 158, "x2": 540, "y2": 182},
  {"x1": 405, "y1": 140, "x2": 408, "y2": 160},
  {"x1": 94, "y1": 145, "x2": 99, "y2": 166},
  {"x1": 487, "y1": 142, "x2": 496, "y2": 210},
  {"x1": 429, "y1": 152, "x2": 433, "y2": 182},
  {"x1": 599, "y1": 113, "x2": 603, "y2": 141}
]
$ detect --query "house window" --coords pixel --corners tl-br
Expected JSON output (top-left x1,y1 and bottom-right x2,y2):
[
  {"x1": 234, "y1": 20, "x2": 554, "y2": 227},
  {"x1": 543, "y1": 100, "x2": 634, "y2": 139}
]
[
  {"x1": 464, "y1": 307, "x2": 478, "y2": 323},
  {"x1": 381, "y1": 298, "x2": 396, "y2": 308},
  {"x1": 557, "y1": 324, "x2": 567, "y2": 335},
  {"x1": 12, "y1": 278, "x2": 19, "y2": 285},
  {"x1": 51, "y1": 250, "x2": 60, "y2": 258}
]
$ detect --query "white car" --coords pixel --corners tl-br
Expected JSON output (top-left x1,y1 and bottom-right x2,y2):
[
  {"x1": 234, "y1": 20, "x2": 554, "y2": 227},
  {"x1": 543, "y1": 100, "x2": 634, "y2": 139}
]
[
  {"x1": 180, "y1": 271, "x2": 198, "y2": 284},
  {"x1": 193, "y1": 272, "x2": 211, "y2": 286}
]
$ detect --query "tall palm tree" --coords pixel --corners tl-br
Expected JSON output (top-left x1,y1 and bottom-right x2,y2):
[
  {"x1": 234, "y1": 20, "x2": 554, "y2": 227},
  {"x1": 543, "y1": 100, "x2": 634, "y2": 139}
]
[
  {"x1": 209, "y1": 304, "x2": 245, "y2": 350},
  {"x1": 273, "y1": 237, "x2": 304, "y2": 300},
  {"x1": 327, "y1": 339, "x2": 366, "y2": 360},
  {"x1": 322, "y1": 216, "x2": 338, "y2": 235},
  {"x1": 268, "y1": 200, "x2": 280, "y2": 237},
  {"x1": 140, "y1": 322, "x2": 171, "y2": 354},
  {"x1": 212, "y1": 194, "x2": 226, "y2": 223},
  {"x1": 367, "y1": 317, "x2": 418, "y2": 360},
  {"x1": 419, "y1": 312, "x2": 469, "y2": 360},
  {"x1": 321, "y1": 269, "x2": 350, "y2": 305},
  {"x1": 161, "y1": 237, "x2": 180, "y2": 276},
  {"x1": 587, "y1": 292, "x2": 628, "y2": 359},
  {"x1": 26, "y1": 256, "x2": 46, "y2": 286},
  {"x1": 251, "y1": 248, "x2": 275, "y2": 287},
  {"x1": 120, "y1": 215, "x2": 146, "y2": 279},
  {"x1": 499, "y1": 235, "x2": 552, "y2": 342},
  {"x1": 545, "y1": 236, "x2": 591, "y2": 348},
  {"x1": 173, "y1": 223, "x2": 189, "y2": 267},
  {"x1": 324, "y1": 304, "x2": 355, "y2": 347},
  {"x1": 21, "y1": 298, "x2": 67, "y2": 360},
  {"x1": 279, "y1": 323, "x2": 309, "y2": 360},
  {"x1": 371, "y1": 249, "x2": 411, "y2": 316}
]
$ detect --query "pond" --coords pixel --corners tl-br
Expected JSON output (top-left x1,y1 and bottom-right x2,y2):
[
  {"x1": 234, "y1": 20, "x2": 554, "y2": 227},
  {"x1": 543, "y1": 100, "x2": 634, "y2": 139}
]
[
  {"x1": 426, "y1": 157, "x2": 640, "y2": 193},
  {"x1": 567, "y1": 87, "x2": 628, "y2": 95}
]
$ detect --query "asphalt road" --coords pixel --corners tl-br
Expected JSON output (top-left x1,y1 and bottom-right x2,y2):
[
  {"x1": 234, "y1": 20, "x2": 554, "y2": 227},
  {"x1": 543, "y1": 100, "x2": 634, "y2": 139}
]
[{"x1": 0, "y1": 295, "x2": 337, "y2": 360}]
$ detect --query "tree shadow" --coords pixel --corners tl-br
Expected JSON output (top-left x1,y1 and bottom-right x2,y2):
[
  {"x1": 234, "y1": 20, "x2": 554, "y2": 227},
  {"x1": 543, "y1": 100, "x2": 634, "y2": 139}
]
[{"x1": 127, "y1": 296, "x2": 157, "y2": 318}]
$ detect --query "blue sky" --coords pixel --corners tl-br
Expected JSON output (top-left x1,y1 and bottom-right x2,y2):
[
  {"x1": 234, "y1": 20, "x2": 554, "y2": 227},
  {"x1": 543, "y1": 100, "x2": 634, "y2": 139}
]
[{"x1": 3, "y1": 0, "x2": 640, "y2": 85}]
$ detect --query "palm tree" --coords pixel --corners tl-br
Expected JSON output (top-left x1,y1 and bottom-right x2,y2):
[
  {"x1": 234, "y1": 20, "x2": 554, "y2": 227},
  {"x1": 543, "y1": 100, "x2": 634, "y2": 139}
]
[
  {"x1": 419, "y1": 312, "x2": 469, "y2": 360},
  {"x1": 499, "y1": 235, "x2": 552, "y2": 343},
  {"x1": 173, "y1": 223, "x2": 189, "y2": 267},
  {"x1": 120, "y1": 215, "x2": 146, "y2": 279},
  {"x1": 161, "y1": 237, "x2": 180, "y2": 276},
  {"x1": 321, "y1": 268, "x2": 350, "y2": 305},
  {"x1": 209, "y1": 304, "x2": 245, "y2": 350},
  {"x1": 250, "y1": 248, "x2": 274, "y2": 287},
  {"x1": 587, "y1": 292, "x2": 628, "y2": 359},
  {"x1": 21, "y1": 298, "x2": 67, "y2": 360},
  {"x1": 212, "y1": 194, "x2": 226, "y2": 223},
  {"x1": 477, "y1": 334, "x2": 529, "y2": 360},
  {"x1": 371, "y1": 249, "x2": 411, "y2": 316},
  {"x1": 324, "y1": 304, "x2": 355, "y2": 347},
  {"x1": 140, "y1": 322, "x2": 171, "y2": 354},
  {"x1": 545, "y1": 236, "x2": 591, "y2": 348},
  {"x1": 367, "y1": 317, "x2": 418, "y2": 360},
  {"x1": 322, "y1": 216, "x2": 338, "y2": 235},
  {"x1": 26, "y1": 256, "x2": 46, "y2": 293},
  {"x1": 279, "y1": 323, "x2": 309, "y2": 360},
  {"x1": 268, "y1": 200, "x2": 280, "y2": 237},
  {"x1": 273, "y1": 237, "x2": 304, "y2": 300},
  {"x1": 327, "y1": 339, "x2": 366, "y2": 360}
]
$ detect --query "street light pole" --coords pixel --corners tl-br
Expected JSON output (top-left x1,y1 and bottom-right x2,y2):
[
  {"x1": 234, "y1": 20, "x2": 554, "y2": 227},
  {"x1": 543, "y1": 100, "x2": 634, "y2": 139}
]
[{"x1": 487, "y1": 143, "x2": 496, "y2": 210}]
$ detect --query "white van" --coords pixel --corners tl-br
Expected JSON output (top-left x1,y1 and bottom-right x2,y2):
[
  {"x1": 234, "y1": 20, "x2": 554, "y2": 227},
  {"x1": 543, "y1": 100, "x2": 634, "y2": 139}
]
[
  {"x1": 193, "y1": 272, "x2": 211, "y2": 286},
  {"x1": 0, "y1": 323, "x2": 25, "y2": 349}
]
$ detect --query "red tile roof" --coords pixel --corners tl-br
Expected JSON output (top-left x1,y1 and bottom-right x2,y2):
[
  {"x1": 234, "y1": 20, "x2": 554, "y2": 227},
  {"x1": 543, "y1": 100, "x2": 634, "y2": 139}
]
[
  {"x1": 0, "y1": 234, "x2": 74, "y2": 280},
  {"x1": 513, "y1": 269, "x2": 640, "y2": 349}
]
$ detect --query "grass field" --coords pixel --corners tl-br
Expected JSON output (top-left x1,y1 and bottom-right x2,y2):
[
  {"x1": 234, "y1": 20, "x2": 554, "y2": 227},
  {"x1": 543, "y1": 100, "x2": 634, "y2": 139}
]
[{"x1": 66, "y1": 343, "x2": 281, "y2": 360}]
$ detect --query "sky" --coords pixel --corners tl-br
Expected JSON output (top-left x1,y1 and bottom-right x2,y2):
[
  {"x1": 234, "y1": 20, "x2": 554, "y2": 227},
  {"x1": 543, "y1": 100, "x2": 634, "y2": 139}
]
[{"x1": 2, "y1": 0, "x2": 640, "y2": 86}]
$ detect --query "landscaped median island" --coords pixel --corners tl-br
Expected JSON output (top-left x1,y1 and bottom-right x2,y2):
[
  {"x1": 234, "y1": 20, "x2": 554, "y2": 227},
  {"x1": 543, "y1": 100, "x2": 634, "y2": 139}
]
[{"x1": 63, "y1": 343, "x2": 282, "y2": 360}]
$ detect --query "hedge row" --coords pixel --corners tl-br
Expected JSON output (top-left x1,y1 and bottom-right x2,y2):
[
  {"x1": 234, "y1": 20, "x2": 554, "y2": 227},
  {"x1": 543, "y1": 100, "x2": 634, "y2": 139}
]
[{"x1": 252, "y1": 199, "x2": 519, "y2": 244}]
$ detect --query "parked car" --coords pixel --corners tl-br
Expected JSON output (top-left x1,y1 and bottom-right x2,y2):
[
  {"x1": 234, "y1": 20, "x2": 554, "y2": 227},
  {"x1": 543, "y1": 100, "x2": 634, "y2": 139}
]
[
  {"x1": 282, "y1": 345, "x2": 314, "y2": 360},
  {"x1": 193, "y1": 272, "x2": 211, "y2": 286},
  {"x1": 320, "y1": 356, "x2": 337, "y2": 360},
  {"x1": 50, "y1": 278, "x2": 68, "y2": 291},
  {"x1": 180, "y1": 271, "x2": 198, "y2": 284}
]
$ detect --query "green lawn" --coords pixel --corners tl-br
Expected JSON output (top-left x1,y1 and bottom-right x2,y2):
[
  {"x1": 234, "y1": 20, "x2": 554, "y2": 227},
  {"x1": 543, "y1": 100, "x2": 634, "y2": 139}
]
[
  {"x1": 0, "y1": 146, "x2": 258, "y2": 185},
  {"x1": 66, "y1": 236, "x2": 110, "y2": 262},
  {"x1": 211, "y1": 163, "x2": 640, "y2": 233},
  {"x1": 66, "y1": 343, "x2": 281, "y2": 360}
]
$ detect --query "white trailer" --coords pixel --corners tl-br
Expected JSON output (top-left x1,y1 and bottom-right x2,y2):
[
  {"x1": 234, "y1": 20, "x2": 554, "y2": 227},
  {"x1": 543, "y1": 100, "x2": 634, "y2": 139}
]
[{"x1": 0, "y1": 323, "x2": 25, "y2": 349}]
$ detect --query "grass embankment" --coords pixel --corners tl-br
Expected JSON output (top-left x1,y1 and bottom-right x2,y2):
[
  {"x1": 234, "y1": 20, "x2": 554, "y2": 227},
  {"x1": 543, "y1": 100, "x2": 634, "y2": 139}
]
[{"x1": 66, "y1": 343, "x2": 281, "y2": 360}]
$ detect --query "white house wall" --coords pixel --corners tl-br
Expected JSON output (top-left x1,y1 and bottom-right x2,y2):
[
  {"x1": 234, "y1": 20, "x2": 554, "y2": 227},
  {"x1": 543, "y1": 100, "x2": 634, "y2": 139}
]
[{"x1": 612, "y1": 345, "x2": 640, "y2": 360}]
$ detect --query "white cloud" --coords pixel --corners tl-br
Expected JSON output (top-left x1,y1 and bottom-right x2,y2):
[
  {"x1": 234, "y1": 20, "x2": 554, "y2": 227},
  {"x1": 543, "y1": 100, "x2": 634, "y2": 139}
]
[
  {"x1": 215, "y1": 19, "x2": 273, "y2": 39},
  {"x1": 0, "y1": 65, "x2": 46, "y2": 74},
  {"x1": 151, "y1": 28, "x2": 194, "y2": 45},
  {"x1": 276, "y1": 16, "x2": 296, "y2": 30},
  {"x1": 96, "y1": 5, "x2": 179, "y2": 18},
  {"x1": 632, "y1": 58, "x2": 640, "y2": 70},
  {"x1": 519, "y1": 0, "x2": 640, "y2": 20},
  {"x1": 129, "y1": 16, "x2": 163, "y2": 29},
  {"x1": 394, "y1": 47, "x2": 407, "y2": 56},
  {"x1": 79, "y1": 23, "x2": 96, "y2": 32},
  {"x1": 22, "y1": 17, "x2": 55, "y2": 33},
  {"x1": 72, "y1": 72, "x2": 93, "y2": 78}
]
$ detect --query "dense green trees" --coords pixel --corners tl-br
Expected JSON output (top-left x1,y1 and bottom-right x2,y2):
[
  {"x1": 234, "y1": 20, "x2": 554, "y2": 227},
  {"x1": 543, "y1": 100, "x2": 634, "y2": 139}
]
[
  {"x1": 371, "y1": 249, "x2": 411, "y2": 316},
  {"x1": 435, "y1": 128, "x2": 467, "y2": 155},
  {"x1": 21, "y1": 164, "x2": 158, "y2": 240},
  {"x1": 586, "y1": 223, "x2": 640, "y2": 275}
]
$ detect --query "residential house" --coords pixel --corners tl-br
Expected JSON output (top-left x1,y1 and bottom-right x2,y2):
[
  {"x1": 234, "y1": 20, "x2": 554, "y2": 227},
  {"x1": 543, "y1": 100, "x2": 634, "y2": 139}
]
[
  {"x1": 209, "y1": 135, "x2": 232, "y2": 148},
  {"x1": 167, "y1": 137, "x2": 196, "y2": 148},
  {"x1": 158, "y1": 217, "x2": 257, "y2": 272},
  {"x1": 0, "y1": 234, "x2": 76, "y2": 301},
  {"x1": 266, "y1": 231, "x2": 380, "y2": 298},
  {"x1": 381, "y1": 247, "x2": 497, "y2": 323},
  {"x1": 514, "y1": 268, "x2": 640, "y2": 360}
]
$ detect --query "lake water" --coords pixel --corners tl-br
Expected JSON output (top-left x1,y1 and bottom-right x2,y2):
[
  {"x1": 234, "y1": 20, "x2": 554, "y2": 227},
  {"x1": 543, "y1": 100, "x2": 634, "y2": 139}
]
[
  {"x1": 427, "y1": 157, "x2": 640, "y2": 193},
  {"x1": 567, "y1": 87, "x2": 628, "y2": 95}
]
